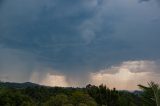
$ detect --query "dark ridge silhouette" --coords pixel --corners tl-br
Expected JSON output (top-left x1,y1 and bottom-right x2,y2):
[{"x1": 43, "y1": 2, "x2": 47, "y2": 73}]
[{"x1": 0, "y1": 81, "x2": 40, "y2": 89}]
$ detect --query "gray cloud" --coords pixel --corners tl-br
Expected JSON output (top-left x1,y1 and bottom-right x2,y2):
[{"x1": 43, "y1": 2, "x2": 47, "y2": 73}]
[
  {"x1": 0, "y1": 0, "x2": 160, "y2": 87},
  {"x1": 90, "y1": 60, "x2": 160, "y2": 90},
  {"x1": 138, "y1": 0, "x2": 160, "y2": 5},
  {"x1": 139, "y1": 0, "x2": 150, "y2": 3}
]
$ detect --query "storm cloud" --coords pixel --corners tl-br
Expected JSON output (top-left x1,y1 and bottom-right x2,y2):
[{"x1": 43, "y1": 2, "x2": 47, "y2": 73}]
[{"x1": 0, "y1": 0, "x2": 160, "y2": 89}]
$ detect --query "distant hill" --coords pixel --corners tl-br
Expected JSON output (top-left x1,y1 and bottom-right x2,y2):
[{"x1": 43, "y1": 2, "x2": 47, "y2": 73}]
[{"x1": 0, "y1": 81, "x2": 40, "y2": 89}]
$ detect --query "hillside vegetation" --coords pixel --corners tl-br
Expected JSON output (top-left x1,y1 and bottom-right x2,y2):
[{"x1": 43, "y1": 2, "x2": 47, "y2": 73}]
[{"x1": 0, "y1": 81, "x2": 160, "y2": 106}]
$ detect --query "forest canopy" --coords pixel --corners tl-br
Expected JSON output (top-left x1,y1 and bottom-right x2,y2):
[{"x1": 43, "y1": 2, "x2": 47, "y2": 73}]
[{"x1": 0, "y1": 81, "x2": 160, "y2": 106}]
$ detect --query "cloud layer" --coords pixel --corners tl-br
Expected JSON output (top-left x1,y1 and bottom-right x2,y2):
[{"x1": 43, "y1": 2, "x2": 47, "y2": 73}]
[
  {"x1": 0, "y1": 0, "x2": 160, "y2": 89},
  {"x1": 90, "y1": 60, "x2": 160, "y2": 90}
]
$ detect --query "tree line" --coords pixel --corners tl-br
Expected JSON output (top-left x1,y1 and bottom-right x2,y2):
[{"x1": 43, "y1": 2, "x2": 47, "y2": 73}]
[{"x1": 0, "y1": 81, "x2": 160, "y2": 106}]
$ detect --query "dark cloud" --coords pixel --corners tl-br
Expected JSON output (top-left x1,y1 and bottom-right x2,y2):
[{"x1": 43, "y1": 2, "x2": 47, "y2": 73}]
[
  {"x1": 0, "y1": 0, "x2": 160, "y2": 85},
  {"x1": 138, "y1": 0, "x2": 150, "y2": 3},
  {"x1": 0, "y1": 0, "x2": 113, "y2": 72},
  {"x1": 0, "y1": 0, "x2": 4, "y2": 8},
  {"x1": 138, "y1": 0, "x2": 160, "y2": 5}
]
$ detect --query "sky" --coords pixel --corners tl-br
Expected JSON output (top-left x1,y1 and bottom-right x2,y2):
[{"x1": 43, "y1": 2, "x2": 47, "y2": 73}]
[{"x1": 0, "y1": 0, "x2": 160, "y2": 90}]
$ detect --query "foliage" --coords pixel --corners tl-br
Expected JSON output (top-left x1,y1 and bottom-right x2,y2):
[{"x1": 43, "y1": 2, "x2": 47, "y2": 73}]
[
  {"x1": 138, "y1": 81, "x2": 160, "y2": 106},
  {"x1": 43, "y1": 94, "x2": 69, "y2": 106},
  {"x1": 0, "y1": 88, "x2": 35, "y2": 106},
  {"x1": 0, "y1": 81, "x2": 160, "y2": 106}
]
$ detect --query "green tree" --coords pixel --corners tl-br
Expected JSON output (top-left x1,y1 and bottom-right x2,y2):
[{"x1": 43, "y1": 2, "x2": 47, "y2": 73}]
[
  {"x1": 0, "y1": 88, "x2": 35, "y2": 106},
  {"x1": 71, "y1": 91, "x2": 97, "y2": 106},
  {"x1": 138, "y1": 81, "x2": 160, "y2": 106},
  {"x1": 43, "y1": 94, "x2": 70, "y2": 106},
  {"x1": 86, "y1": 84, "x2": 119, "y2": 106}
]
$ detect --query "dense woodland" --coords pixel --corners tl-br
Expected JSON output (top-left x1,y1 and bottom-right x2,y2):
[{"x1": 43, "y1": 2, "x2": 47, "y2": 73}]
[{"x1": 0, "y1": 81, "x2": 160, "y2": 106}]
